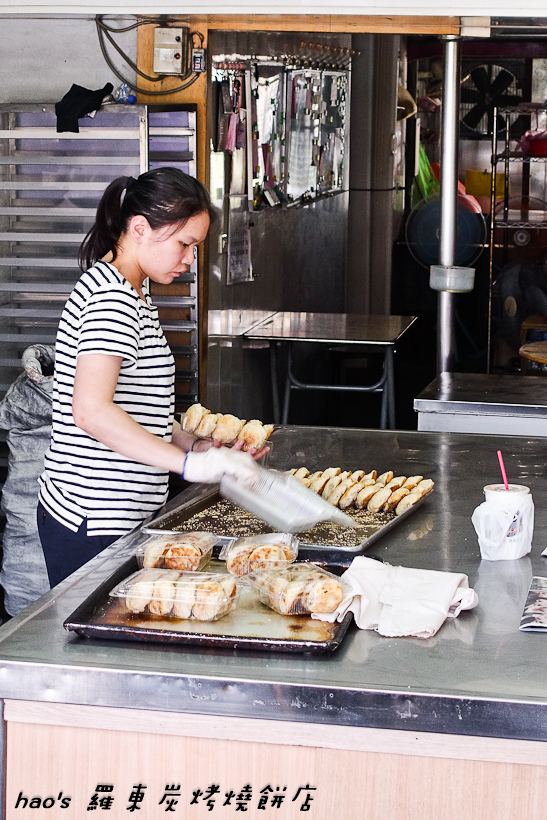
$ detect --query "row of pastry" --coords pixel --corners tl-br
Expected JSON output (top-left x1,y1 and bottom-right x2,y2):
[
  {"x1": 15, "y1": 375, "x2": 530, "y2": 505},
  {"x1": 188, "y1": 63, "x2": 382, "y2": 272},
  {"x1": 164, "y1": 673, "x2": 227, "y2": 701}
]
[
  {"x1": 117, "y1": 559, "x2": 344, "y2": 620},
  {"x1": 124, "y1": 569, "x2": 238, "y2": 621},
  {"x1": 288, "y1": 467, "x2": 434, "y2": 515},
  {"x1": 181, "y1": 403, "x2": 273, "y2": 451}
]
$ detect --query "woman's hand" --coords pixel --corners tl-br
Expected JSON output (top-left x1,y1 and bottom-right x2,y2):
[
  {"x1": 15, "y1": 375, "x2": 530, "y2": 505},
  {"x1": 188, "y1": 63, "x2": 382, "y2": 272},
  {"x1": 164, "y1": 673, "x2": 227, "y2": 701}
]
[
  {"x1": 230, "y1": 438, "x2": 270, "y2": 461},
  {"x1": 190, "y1": 437, "x2": 269, "y2": 460},
  {"x1": 183, "y1": 447, "x2": 260, "y2": 488},
  {"x1": 172, "y1": 421, "x2": 270, "y2": 460}
]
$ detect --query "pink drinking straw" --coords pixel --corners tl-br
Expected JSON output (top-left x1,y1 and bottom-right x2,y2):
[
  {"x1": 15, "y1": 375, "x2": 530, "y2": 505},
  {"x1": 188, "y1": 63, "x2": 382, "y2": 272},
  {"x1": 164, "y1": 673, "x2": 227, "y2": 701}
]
[{"x1": 497, "y1": 450, "x2": 510, "y2": 491}]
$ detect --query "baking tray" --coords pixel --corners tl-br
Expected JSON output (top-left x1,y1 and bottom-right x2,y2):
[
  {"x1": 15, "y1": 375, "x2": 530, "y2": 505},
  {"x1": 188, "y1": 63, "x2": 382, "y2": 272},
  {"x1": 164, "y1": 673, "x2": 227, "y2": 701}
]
[
  {"x1": 64, "y1": 557, "x2": 353, "y2": 654},
  {"x1": 143, "y1": 485, "x2": 430, "y2": 554}
]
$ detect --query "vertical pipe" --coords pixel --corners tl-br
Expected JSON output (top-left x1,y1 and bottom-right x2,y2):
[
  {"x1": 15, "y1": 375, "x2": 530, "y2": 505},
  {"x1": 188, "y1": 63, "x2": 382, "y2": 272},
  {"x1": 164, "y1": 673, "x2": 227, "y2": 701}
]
[{"x1": 437, "y1": 35, "x2": 461, "y2": 374}]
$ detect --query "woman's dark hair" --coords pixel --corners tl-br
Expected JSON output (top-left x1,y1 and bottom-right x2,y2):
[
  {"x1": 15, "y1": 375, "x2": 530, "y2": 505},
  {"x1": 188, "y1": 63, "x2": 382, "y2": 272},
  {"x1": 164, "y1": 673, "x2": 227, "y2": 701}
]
[{"x1": 79, "y1": 167, "x2": 218, "y2": 271}]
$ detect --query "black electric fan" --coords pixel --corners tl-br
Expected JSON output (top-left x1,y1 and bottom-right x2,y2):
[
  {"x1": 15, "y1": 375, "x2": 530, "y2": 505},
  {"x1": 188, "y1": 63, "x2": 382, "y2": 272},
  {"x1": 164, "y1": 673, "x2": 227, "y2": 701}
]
[
  {"x1": 460, "y1": 63, "x2": 525, "y2": 138},
  {"x1": 405, "y1": 194, "x2": 487, "y2": 269}
]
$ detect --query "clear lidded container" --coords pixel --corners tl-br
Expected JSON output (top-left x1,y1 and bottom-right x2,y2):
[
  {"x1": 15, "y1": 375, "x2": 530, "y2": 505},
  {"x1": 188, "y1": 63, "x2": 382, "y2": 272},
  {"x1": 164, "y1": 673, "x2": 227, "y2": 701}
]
[
  {"x1": 247, "y1": 562, "x2": 345, "y2": 616},
  {"x1": 219, "y1": 532, "x2": 299, "y2": 576},
  {"x1": 110, "y1": 568, "x2": 240, "y2": 621},
  {"x1": 135, "y1": 531, "x2": 218, "y2": 572}
]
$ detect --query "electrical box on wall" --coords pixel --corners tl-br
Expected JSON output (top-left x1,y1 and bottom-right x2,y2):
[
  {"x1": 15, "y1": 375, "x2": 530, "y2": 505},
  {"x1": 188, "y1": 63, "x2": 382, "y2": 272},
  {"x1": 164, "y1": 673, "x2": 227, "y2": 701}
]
[{"x1": 153, "y1": 27, "x2": 186, "y2": 75}]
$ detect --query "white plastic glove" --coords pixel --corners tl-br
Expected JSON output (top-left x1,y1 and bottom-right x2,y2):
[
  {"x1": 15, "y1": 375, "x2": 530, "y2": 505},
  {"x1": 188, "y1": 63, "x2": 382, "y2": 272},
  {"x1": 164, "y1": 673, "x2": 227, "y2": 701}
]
[{"x1": 182, "y1": 446, "x2": 260, "y2": 488}]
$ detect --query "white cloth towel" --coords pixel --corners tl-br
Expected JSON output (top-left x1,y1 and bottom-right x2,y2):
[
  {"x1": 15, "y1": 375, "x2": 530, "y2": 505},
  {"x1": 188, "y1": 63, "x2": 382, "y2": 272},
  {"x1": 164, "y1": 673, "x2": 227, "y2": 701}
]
[{"x1": 312, "y1": 556, "x2": 479, "y2": 639}]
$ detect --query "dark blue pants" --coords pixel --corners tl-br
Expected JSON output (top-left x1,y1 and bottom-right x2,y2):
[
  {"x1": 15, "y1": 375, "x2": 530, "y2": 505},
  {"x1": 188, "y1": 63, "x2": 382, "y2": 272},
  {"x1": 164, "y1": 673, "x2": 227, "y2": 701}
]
[{"x1": 37, "y1": 502, "x2": 119, "y2": 588}]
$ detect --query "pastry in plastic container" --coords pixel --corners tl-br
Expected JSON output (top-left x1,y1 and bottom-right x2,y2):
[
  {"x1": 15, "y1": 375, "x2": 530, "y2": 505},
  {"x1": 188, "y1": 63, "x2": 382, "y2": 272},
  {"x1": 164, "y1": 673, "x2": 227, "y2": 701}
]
[
  {"x1": 110, "y1": 568, "x2": 239, "y2": 621},
  {"x1": 248, "y1": 563, "x2": 345, "y2": 616},
  {"x1": 136, "y1": 531, "x2": 218, "y2": 572},
  {"x1": 219, "y1": 533, "x2": 299, "y2": 576}
]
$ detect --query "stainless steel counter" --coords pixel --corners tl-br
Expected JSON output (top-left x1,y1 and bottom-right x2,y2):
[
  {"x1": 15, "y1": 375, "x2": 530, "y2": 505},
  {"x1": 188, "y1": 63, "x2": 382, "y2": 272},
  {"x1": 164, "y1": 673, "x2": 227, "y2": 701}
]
[
  {"x1": 415, "y1": 372, "x2": 547, "y2": 435},
  {"x1": 1, "y1": 426, "x2": 547, "y2": 741}
]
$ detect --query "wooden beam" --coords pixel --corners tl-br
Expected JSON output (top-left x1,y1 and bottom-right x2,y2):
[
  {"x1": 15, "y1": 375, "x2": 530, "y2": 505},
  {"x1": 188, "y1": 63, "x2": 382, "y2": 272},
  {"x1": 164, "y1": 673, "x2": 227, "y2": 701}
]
[
  {"x1": 136, "y1": 14, "x2": 460, "y2": 34},
  {"x1": 204, "y1": 14, "x2": 460, "y2": 34}
]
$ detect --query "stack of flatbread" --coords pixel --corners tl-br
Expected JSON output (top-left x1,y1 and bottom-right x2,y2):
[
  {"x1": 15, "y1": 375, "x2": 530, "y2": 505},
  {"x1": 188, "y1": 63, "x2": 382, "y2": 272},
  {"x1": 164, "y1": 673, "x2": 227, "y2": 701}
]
[
  {"x1": 250, "y1": 563, "x2": 345, "y2": 615},
  {"x1": 288, "y1": 467, "x2": 434, "y2": 516},
  {"x1": 220, "y1": 534, "x2": 298, "y2": 576},
  {"x1": 182, "y1": 403, "x2": 274, "y2": 452},
  {"x1": 119, "y1": 569, "x2": 238, "y2": 621},
  {"x1": 139, "y1": 532, "x2": 216, "y2": 572}
]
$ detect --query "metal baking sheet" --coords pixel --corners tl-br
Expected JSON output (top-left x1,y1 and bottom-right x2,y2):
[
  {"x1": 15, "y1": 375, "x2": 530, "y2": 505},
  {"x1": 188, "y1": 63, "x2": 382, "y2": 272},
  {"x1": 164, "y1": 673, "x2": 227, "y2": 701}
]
[
  {"x1": 143, "y1": 486, "x2": 429, "y2": 554},
  {"x1": 64, "y1": 557, "x2": 353, "y2": 654}
]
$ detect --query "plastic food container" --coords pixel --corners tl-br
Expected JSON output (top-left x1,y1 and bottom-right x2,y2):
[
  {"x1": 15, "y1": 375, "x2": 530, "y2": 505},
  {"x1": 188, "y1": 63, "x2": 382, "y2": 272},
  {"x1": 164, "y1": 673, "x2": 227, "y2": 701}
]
[
  {"x1": 135, "y1": 531, "x2": 218, "y2": 572},
  {"x1": 220, "y1": 467, "x2": 356, "y2": 533},
  {"x1": 247, "y1": 563, "x2": 345, "y2": 616},
  {"x1": 219, "y1": 533, "x2": 299, "y2": 576},
  {"x1": 110, "y1": 568, "x2": 240, "y2": 621}
]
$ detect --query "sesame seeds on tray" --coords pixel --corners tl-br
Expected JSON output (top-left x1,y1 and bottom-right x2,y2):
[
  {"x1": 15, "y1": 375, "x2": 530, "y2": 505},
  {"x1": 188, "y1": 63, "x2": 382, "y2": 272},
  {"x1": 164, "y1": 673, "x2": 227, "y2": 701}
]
[{"x1": 172, "y1": 498, "x2": 395, "y2": 549}]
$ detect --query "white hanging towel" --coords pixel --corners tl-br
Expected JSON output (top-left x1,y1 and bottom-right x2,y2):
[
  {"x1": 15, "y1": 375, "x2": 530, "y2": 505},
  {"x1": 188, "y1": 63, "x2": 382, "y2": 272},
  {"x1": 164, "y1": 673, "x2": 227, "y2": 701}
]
[{"x1": 312, "y1": 556, "x2": 478, "y2": 639}]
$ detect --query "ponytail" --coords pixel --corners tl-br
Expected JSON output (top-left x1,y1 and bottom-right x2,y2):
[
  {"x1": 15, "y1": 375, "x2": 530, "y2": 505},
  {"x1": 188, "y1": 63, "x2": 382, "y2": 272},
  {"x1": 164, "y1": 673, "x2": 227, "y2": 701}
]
[{"x1": 79, "y1": 168, "x2": 217, "y2": 271}]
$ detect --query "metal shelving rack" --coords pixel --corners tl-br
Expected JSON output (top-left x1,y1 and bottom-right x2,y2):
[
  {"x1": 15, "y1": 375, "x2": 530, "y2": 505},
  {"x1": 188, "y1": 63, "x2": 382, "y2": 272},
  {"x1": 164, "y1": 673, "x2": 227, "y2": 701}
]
[
  {"x1": 0, "y1": 102, "x2": 200, "y2": 405},
  {"x1": 488, "y1": 104, "x2": 547, "y2": 369},
  {"x1": 0, "y1": 102, "x2": 200, "y2": 527}
]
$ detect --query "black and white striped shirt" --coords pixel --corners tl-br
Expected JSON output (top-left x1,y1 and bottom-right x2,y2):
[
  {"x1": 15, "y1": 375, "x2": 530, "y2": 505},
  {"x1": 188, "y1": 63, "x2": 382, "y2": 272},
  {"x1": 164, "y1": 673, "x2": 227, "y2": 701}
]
[{"x1": 39, "y1": 261, "x2": 175, "y2": 536}]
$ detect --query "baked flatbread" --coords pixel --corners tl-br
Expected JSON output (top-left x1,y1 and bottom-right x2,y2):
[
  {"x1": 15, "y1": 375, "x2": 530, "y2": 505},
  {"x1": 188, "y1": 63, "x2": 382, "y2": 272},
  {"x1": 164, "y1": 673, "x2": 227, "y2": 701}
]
[
  {"x1": 125, "y1": 569, "x2": 167, "y2": 613},
  {"x1": 310, "y1": 473, "x2": 330, "y2": 494},
  {"x1": 339, "y1": 480, "x2": 367, "y2": 509},
  {"x1": 415, "y1": 478, "x2": 434, "y2": 496},
  {"x1": 385, "y1": 476, "x2": 406, "y2": 491},
  {"x1": 395, "y1": 490, "x2": 422, "y2": 515},
  {"x1": 355, "y1": 483, "x2": 383, "y2": 509},
  {"x1": 403, "y1": 475, "x2": 423, "y2": 489},
  {"x1": 193, "y1": 577, "x2": 233, "y2": 620},
  {"x1": 248, "y1": 545, "x2": 288, "y2": 572},
  {"x1": 254, "y1": 564, "x2": 343, "y2": 616},
  {"x1": 162, "y1": 545, "x2": 202, "y2": 572},
  {"x1": 305, "y1": 575, "x2": 344, "y2": 613},
  {"x1": 238, "y1": 420, "x2": 274, "y2": 451},
  {"x1": 384, "y1": 487, "x2": 410, "y2": 511},
  {"x1": 349, "y1": 470, "x2": 366, "y2": 482},
  {"x1": 195, "y1": 412, "x2": 220, "y2": 438},
  {"x1": 148, "y1": 574, "x2": 178, "y2": 616},
  {"x1": 212, "y1": 414, "x2": 246, "y2": 444},
  {"x1": 328, "y1": 478, "x2": 355, "y2": 507},
  {"x1": 367, "y1": 486, "x2": 393, "y2": 513},
  {"x1": 321, "y1": 473, "x2": 343, "y2": 499},
  {"x1": 142, "y1": 533, "x2": 215, "y2": 571},
  {"x1": 182, "y1": 403, "x2": 208, "y2": 433},
  {"x1": 172, "y1": 577, "x2": 199, "y2": 619}
]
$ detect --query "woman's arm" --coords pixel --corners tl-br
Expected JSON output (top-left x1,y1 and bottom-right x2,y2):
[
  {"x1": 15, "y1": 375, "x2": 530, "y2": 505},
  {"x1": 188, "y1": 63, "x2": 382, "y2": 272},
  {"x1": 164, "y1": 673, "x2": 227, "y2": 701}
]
[
  {"x1": 71, "y1": 354, "x2": 261, "y2": 485},
  {"x1": 72, "y1": 353, "x2": 186, "y2": 473}
]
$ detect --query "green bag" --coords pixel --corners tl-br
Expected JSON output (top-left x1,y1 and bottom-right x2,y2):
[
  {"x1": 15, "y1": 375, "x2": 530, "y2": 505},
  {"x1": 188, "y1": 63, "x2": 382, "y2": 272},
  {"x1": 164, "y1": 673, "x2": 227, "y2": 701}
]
[{"x1": 412, "y1": 143, "x2": 440, "y2": 207}]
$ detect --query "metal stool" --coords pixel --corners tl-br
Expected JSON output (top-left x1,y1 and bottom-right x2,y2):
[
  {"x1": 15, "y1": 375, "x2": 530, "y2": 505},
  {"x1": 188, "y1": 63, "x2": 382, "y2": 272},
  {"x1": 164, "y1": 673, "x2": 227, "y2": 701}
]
[{"x1": 519, "y1": 341, "x2": 547, "y2": 374}]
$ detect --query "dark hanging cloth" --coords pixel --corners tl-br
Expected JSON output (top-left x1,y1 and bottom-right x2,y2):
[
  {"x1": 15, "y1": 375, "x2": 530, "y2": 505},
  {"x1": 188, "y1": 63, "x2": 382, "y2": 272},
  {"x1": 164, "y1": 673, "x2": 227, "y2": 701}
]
[
  {"x1": 55, "y1": 82, "x2": 113, "y2": 133},
  {"x1": 0, "y1": 345, "x2": 55, "y2": 615}
]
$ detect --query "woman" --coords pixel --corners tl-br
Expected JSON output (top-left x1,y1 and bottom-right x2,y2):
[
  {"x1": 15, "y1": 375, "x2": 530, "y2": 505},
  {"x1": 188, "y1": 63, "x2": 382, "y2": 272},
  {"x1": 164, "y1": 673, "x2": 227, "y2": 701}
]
[{"x1": 38, "y1": 168, "x2": 261, "y2": 587}]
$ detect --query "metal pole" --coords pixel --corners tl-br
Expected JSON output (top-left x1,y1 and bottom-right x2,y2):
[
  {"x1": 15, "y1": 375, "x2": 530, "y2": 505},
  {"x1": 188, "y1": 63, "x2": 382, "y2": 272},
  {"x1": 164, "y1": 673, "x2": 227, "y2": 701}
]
[{"x1": 437, "y1": 35, "x2": 461, "y2": 375}]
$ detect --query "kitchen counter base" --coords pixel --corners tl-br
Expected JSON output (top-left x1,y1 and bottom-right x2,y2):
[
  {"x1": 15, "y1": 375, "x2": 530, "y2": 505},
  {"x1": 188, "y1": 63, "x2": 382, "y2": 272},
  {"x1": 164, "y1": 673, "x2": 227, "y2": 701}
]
[{"x1": 5, "y1": 700, "x2": 547, "y2": 820}]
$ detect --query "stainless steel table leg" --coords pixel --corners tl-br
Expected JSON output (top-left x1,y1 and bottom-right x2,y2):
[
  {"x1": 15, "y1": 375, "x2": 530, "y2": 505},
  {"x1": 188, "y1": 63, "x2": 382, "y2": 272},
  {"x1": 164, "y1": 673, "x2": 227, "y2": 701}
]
[
  {"x1": 270, "y1": 342, "x2": 280, "y2": 425},
  {"x1": 282, "y1": 342, "x2": 293, "y2": 425},
  {"x1": 386, "y1": 347, "x2": 397, "y2": 430},
  {"x1": 379, "y1": 347, "x2": 395, "y2": 430}
]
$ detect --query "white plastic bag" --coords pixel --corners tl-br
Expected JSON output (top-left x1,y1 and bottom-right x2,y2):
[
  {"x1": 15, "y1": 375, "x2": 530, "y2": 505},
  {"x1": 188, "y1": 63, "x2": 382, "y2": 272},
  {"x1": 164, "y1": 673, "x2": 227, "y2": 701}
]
[{"x1": 472, "y1": 484, "x2": 534, "y2": 561}]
